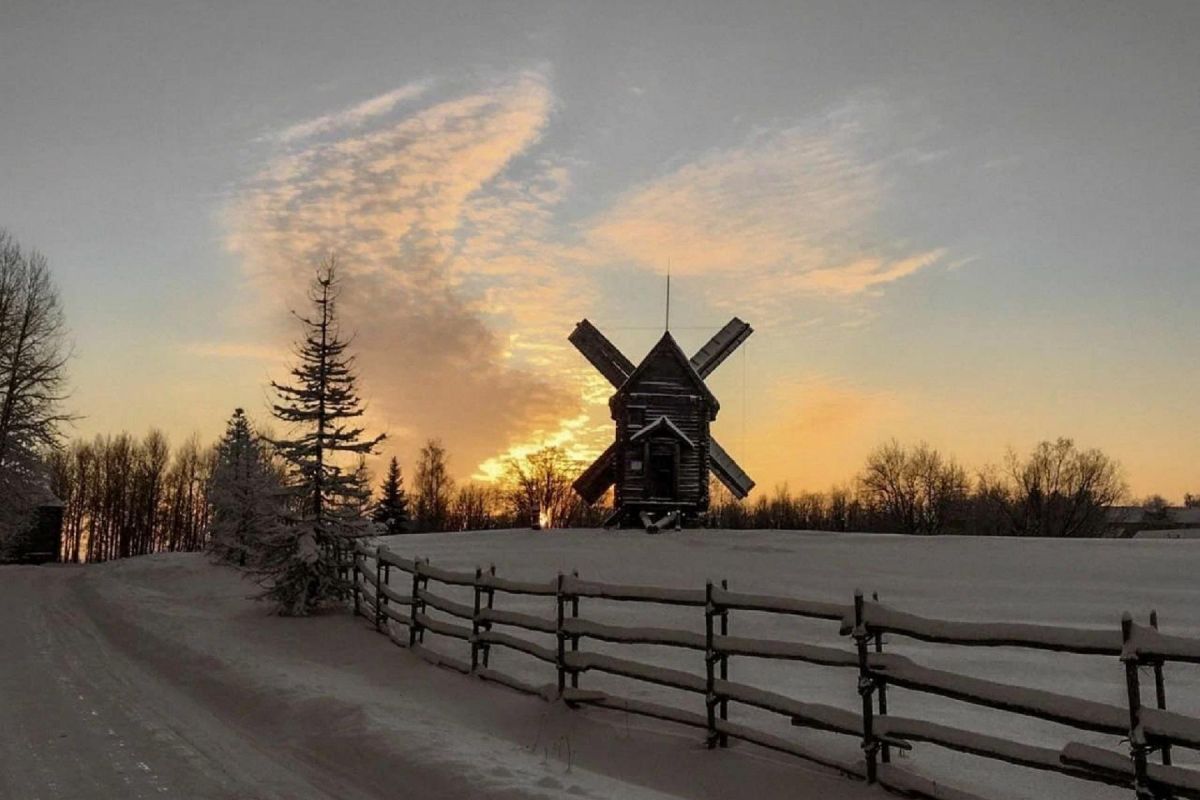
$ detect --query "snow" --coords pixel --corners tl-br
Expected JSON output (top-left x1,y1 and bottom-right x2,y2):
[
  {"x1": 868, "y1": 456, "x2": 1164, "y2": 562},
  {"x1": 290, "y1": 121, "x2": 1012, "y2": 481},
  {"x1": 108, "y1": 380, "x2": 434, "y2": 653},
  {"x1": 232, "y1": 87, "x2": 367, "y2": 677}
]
[
  {"x1": 1136, "y1": 528, "x2": 1200, "y2": 539},
  {"x1": 1126, "y1": 620, "x2": 1200, "y2": 664},
  {"x1": 563, "y1": 576, "x2": 707, "y2": 607},
  {"x1": 2, "y1": 556, "x2": 876, "y2": 800},
  {"x1": 565, "y1": 652, "x2": 708, "y2": 694},
  {"x1": 712, "y1": 586, "x2": 846, "y2": 620},
  {"x1": 866, "y1": 651, "x2": 1129, "y2": 733},
  {"x1": 379, "y1": 527, "x2": 1200, "y2": 800},
  {"x1": 842, "y1": 600, "x2": 1123, "y2": 655},
  {"x1": 416, "y1": 586, "x2": 476, "y2": 620},
  {"x1": 563, "y1": 618, "x2": 708, "y2": 651},
  {"x1": 714, "y1": 634, "x2": 859, "y2": 667}
]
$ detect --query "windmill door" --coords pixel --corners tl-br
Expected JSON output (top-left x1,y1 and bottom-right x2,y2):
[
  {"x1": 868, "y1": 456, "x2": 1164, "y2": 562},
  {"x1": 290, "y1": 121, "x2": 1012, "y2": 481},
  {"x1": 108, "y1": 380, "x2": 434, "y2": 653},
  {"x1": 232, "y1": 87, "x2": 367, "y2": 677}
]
[{"x1": 647, "y1": 440, "x2": 679, "y2": 500}]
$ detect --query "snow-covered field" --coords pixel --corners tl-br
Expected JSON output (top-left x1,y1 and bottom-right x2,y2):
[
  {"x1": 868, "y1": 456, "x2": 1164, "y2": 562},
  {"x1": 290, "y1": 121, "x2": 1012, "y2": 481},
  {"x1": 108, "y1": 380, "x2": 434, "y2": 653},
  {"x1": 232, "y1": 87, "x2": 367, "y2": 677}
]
[
  {"x1": 379, "y1": 528, "x2": 1200, "y2": 800},
  {"x1": 1, "y1": 551, "x2": 874, "y2": 800},
  {"x1": 6, "y1": 530, "x2": 1197, "y2": 800}
]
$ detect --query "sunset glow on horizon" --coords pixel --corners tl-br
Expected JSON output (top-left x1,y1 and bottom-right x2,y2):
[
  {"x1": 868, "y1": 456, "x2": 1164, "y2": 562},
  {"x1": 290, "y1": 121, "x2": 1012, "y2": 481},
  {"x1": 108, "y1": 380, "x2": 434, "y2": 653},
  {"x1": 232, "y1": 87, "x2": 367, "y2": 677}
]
[{"x1": 2, "y1": 1, "x2": 1197, "y2": 500}]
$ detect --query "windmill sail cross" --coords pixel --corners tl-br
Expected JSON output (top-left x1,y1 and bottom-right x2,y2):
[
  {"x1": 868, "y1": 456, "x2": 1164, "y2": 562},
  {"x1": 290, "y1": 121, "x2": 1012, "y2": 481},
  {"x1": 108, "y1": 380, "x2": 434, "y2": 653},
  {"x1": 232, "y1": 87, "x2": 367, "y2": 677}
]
[
  {"x1": 690, "y1": 317, "x2": 753, "y2": 378},
  {"x1": 573, "y1": 442, "x2": 618, "y2": 504},
  {"x1": 710, "y1": 438, "x2": 755, "y2": 499},
  {"x1": 569, "y1": 319, "x2": 635, "y2": 389}
]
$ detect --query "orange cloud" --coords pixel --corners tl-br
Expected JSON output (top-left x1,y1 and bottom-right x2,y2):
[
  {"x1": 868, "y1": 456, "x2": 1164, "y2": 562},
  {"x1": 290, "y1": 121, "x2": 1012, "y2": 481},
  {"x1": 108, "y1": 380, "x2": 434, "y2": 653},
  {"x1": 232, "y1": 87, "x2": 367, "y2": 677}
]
[
  {"x1": 584, "y1": 99, "x2": 946, "y2": 321},
  {"x1": 226, "y1": 72, "x2": 596, "y2": 478}
]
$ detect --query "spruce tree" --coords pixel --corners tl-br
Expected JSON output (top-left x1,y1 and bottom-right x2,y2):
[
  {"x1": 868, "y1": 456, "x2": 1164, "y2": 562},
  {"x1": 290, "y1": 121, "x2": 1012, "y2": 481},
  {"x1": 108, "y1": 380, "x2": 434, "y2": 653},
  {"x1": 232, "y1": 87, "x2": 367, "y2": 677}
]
[
  {"x1": 260, "y1": 259, "x2": 384, "y2": 615},
  {"x1": 373, "y1": 456, "x2": 409, "y2": 535},
  {"x1": 208, "y1": 408, "x2": 283, "y2": 567}
]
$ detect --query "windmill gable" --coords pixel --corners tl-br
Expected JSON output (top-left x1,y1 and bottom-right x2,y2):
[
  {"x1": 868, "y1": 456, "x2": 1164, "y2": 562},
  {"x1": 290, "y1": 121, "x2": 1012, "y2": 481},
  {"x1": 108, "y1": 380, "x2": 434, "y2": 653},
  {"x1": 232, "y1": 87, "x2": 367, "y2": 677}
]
[{"x1": 616, "y1": 333, "x2": 716, "y2": 408}]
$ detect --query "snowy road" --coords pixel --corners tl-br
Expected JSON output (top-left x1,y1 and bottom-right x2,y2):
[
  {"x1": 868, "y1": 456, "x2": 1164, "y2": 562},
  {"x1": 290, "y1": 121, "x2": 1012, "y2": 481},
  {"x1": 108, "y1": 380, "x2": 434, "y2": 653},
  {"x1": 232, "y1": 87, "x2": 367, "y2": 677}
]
[
  {"x1": 0, "y1": 565, "x2": 388, "y2": 800},
  {"x1": 1, "y1": 558, "x2": 872, "y2": 800}
]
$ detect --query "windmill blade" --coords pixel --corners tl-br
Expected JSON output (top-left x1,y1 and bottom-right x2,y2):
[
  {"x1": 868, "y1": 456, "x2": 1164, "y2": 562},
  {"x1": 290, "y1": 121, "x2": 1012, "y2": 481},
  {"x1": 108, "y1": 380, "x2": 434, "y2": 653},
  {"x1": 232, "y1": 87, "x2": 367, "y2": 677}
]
[
  {"x1": 690, "y1": 317, "x2": 753, "y2": 378},
  {"x1": 569, "y1": 319, "x2": 635, "y2": 388},
  {"x1": 709, "y1": 438, "x2": 755, "y2": 499},
  {"x1": 573, "y1": 442, "x2": 618, "y2": 504}
]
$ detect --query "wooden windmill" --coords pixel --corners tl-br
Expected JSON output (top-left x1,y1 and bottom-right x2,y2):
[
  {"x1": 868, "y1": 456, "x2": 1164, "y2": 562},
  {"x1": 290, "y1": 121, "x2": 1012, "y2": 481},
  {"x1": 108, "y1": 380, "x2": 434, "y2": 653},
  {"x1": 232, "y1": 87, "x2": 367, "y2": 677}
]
[{"x1": 570, "y1": 318, "x2": 756, "y2": 529}]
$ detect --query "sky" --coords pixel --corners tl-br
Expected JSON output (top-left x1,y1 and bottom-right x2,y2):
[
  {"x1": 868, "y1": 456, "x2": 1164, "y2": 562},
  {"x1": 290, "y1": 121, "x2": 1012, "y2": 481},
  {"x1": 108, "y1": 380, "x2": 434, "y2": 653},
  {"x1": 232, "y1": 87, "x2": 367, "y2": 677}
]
[{"x1": 1, "y1": 0, "x2": 1197, "y2": 500}]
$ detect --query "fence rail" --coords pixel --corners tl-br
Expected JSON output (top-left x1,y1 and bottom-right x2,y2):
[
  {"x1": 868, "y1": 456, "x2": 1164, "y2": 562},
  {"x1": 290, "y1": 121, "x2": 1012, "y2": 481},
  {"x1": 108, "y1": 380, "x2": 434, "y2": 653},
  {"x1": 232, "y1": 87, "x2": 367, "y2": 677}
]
[{"x1": 341, "y1": 540, "x2": 1200, "y2": 800}]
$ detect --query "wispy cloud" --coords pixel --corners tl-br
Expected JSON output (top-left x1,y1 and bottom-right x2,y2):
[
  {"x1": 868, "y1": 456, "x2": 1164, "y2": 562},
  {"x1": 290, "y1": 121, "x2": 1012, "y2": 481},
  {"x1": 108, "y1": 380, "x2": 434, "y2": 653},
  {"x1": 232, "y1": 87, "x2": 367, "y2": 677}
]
[
  {"x1": 273, "y1": 80, "x2": 432, "y2": 143},
  {"x1": 228, "y1": 71, "x2": 597, "y2": 477},
  {"x1": 585, "y1": 99, "x2": 946, "y2": 320}
]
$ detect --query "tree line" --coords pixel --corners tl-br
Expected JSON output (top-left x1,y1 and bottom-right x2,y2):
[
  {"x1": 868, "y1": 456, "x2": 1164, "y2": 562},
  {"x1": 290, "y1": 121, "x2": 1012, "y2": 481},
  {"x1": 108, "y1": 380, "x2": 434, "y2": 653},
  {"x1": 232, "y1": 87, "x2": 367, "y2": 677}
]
[
  {"x1": 47, "y1": 432, "x2": 212, "y2": 562},
  {"x1": 710, "y1": 437, "x2": 1130, "y2": 538}
]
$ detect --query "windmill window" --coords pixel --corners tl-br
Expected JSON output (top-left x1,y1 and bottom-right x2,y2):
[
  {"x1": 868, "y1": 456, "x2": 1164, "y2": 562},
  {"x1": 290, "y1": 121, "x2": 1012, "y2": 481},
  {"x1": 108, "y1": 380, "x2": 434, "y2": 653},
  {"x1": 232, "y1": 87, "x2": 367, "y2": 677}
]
[
  {"x1": 627, "y1": 454, "x2": 644, "y2": 475},
  {"x1": 627, "y1": 407, "x2": 646, "y2": 428}
]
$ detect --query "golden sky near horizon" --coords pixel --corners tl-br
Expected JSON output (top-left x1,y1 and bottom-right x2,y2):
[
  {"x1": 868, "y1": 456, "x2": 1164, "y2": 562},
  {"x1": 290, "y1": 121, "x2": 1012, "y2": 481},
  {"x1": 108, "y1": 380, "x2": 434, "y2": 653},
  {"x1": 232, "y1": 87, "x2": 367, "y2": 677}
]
[{"x1": 2, "y1": 2, "x2": 1197, "y2": 501}]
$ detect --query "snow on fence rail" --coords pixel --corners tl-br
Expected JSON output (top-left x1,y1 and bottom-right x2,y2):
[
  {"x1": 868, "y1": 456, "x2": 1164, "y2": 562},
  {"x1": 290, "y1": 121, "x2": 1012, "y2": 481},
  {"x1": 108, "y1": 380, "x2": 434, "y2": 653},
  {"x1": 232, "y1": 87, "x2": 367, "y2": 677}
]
[{"x1": 339, "y1": 540, "x2": 1200, "y2": 800}]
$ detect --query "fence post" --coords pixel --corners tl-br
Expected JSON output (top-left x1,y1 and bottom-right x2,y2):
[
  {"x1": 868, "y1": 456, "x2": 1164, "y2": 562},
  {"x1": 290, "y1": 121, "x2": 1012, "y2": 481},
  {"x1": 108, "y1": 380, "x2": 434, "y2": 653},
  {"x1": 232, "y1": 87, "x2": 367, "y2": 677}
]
[
  {"x1": 471, "y1": 567, "x2": 483, "y2": 673},
  {"x1": 409, "y1": 558, "x2": 425, "y2": 646},
  {"x1": 570, "y1": 570, "x2": 580, "y2": 689},
  {"x1": 705, "y1": 580, "x2": 718, "y2": 749},
  {"x1": 556, "y1": 573, "x2": 567, "y2": 696},
  {"x1": 873, "y1": 591, "x2": 890, "y2": 764},
  {"x1": 718, "y1": 579, "x2": 729, "y2": 748},
  {"x1": 482, "y1": 564, "x2": 496, "y2": 669},
  {"x1": 854, "y1": 589, "x2": 879, "y2": 784},
  {"x1": 1122, "y1": 612, "x2": 1154, "y2": 800},
  {"x1": 351, "y1": 546, "x2": 361, "y2": 618},
  {"x1": 1149, "y1": 609, "x2": 1171, "y2": 767},
  {"x1": 375, "y1": 548, "x2": 387, "y2": 633},
  {"x1": 337, "y1": 540, "x2": 349, "y2": 599}
]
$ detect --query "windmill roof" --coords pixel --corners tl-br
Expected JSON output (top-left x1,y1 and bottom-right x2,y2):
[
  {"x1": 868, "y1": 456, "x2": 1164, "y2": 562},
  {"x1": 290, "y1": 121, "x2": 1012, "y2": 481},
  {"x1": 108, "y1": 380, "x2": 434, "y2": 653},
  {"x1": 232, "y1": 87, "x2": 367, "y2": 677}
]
[{"x1": 617, "y1": 331, "x2": 719, "y2": 411}]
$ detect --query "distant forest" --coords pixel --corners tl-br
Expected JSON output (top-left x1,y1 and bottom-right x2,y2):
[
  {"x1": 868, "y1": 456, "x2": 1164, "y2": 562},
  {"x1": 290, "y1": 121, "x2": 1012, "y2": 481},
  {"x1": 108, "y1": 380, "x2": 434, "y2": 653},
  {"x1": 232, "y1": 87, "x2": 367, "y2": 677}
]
[{"x1": 1, "y1": 230, "x2": 1198, "y2": 572}]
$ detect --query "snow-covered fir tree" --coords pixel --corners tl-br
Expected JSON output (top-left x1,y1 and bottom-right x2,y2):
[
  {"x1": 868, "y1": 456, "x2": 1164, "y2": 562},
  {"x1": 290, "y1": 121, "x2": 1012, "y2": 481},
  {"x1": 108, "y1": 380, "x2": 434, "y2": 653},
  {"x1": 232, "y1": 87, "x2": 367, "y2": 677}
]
[
  {"x1": 208, "y1": 408, "x2": 283, "y2": 567},
  {"x1": 372, "y1": 457, "x2": 408, "y2": 535},
  {"x1": 259, "y1": 259, "x2": 384, "y2": 615}
]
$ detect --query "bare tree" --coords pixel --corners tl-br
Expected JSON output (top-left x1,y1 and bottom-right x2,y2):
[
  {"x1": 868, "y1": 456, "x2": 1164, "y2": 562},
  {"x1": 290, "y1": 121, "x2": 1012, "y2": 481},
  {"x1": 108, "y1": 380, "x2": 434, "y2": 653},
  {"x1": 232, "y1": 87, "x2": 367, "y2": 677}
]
[
  {"x1": 502, "y1": 446, "x2": 583, "y2": 528},
  {"x1": 413, "y1": 438, "x2": 454, "y2": 532},
  {"x1": 1000, "y1": 438, "x2": 1125, "y2": 538},
  {"x1": 0, "y1": 230, "x2": 71, "y2": 534},
  {"x1": 859, "y1": 440, "x2": 969, "y2": 535},
  {"x1": 451, "y1": 484, "x2": 495, "y2": 531}
]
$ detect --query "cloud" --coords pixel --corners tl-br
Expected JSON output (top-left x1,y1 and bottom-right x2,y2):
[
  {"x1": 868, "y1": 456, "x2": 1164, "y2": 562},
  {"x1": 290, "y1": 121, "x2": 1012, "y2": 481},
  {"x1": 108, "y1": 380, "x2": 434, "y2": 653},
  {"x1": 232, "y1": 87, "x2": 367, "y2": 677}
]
[
  {"x1": 226, "y1": 83, "x2": 950, "y2": 486},
  {"x1": 770, "y1": 249, "x2": 947, "y2": 296},
  {"x1": 228, "y1": 71, "x2": 595, "y2": 478},
  {"x1": 585, "y1": 99, "x2": 946, "y2": 320},
  {"x1": 273, "y1": 80, "x2": 431, "y2": 143}
]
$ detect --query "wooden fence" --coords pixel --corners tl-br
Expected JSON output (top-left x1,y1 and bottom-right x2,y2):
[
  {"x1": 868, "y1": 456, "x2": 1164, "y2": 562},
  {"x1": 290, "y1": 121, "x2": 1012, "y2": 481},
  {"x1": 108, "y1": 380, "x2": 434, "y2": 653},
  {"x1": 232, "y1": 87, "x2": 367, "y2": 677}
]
[{"x1": 343, "y1": 541, "x2": 1200, "y2": 800}]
